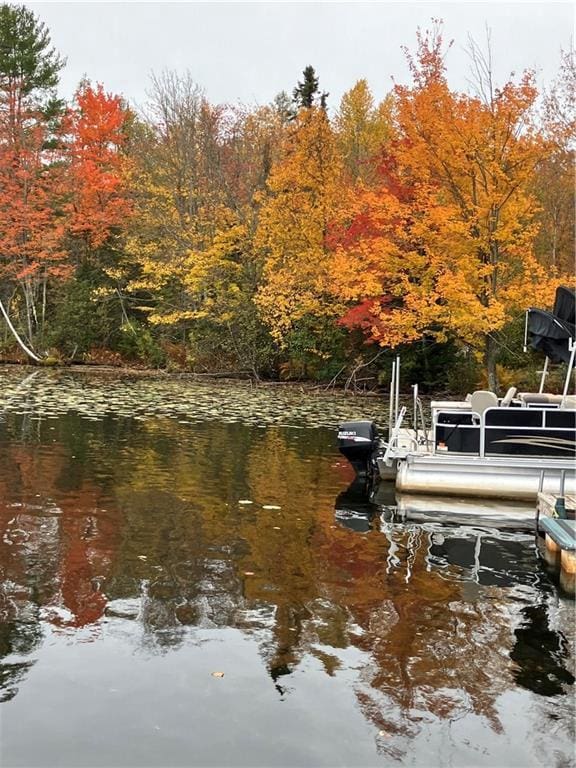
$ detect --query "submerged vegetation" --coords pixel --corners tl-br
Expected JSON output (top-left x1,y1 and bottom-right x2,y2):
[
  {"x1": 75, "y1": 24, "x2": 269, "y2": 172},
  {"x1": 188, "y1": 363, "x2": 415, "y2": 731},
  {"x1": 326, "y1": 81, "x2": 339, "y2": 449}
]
[{"x1": 0, "y1": 5, "x2": 573, "y2": 392}]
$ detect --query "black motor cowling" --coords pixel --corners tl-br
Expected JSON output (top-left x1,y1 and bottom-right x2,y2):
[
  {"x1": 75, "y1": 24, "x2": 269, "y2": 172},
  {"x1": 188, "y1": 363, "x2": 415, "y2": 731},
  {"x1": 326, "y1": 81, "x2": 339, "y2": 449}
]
[{"x1": 337, "y1": 420, "x2": 379, "y2": 477}]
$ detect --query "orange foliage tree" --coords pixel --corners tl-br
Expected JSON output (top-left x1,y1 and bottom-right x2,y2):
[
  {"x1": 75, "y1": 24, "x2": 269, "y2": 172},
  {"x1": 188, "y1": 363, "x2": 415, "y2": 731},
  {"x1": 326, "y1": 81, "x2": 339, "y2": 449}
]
[
  {"x1": 331, "y1": 24, "x2": 560, "y2": 389},
  {"x1": 0, "y1": 117, "x2": 69, "y2": 350},
  {"x1": 64, "y1": 82, "x2": 132, "y2": 254},
  {"x1": 0, "y1": 4, "x2": 69, "y2": 358}
]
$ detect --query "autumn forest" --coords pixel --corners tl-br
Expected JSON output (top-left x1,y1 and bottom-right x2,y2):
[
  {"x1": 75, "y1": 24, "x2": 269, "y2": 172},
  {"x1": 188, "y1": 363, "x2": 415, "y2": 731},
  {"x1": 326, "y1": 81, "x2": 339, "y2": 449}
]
[{"x1": 0, "y1": 5, "x2": 574, "y2": 391}]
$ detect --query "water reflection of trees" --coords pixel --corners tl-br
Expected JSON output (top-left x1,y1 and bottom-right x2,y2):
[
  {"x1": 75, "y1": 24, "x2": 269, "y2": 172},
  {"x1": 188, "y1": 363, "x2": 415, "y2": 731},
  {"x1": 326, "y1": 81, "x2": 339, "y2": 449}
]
[
  {"x1": 0, "y1": 411, "x2": 573, "y2": 759},
  {"x1": 511, "y1": 604, "x2": 575, "y2": 696}
]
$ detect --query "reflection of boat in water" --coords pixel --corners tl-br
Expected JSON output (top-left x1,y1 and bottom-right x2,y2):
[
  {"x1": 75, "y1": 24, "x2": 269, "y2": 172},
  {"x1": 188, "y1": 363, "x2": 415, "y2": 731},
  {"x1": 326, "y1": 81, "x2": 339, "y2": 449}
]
[
  {"x1": 334, "y1": 480, "x2": 576, "y2": 601},
  {"x1": 337, "y1": 287, "x2": 576, "y2": 502},
  {"x1": 377, "y1": 488, "x2": 536, "y2": 530},
  {"x1": 334, "y1": 480, "x2": 545, "y2": 586},
  {"x1": 334, "y1": 477, "x2": 379, "y2": 532},
  {"x1": 336, "y1": 478, "x2": 536, "y2": 531}
]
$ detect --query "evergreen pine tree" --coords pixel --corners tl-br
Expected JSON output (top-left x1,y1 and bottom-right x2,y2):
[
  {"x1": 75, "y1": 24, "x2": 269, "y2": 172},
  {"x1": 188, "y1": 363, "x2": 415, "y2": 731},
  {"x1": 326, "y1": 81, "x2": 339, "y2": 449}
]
[
  {"x1": 292, "y1": 65, "x2": 328, "y2": 110},
  {"x1": 0, "y1": 3, "x2": 65, "y2": 97}
]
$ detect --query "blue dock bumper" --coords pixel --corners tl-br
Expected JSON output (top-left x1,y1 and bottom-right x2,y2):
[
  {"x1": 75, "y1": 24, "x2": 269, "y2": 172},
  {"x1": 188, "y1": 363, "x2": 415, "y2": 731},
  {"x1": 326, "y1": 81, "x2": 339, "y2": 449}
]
[{"x1": 540, "y1": 518, "x2": 576, "y2": 551}]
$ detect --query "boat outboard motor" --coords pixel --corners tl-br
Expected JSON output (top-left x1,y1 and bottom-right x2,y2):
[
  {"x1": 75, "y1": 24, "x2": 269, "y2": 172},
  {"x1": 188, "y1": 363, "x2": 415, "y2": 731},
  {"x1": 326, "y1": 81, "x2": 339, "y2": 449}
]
[{"x1": 337, "y1": 421, "x2": 379, "y2": 477}]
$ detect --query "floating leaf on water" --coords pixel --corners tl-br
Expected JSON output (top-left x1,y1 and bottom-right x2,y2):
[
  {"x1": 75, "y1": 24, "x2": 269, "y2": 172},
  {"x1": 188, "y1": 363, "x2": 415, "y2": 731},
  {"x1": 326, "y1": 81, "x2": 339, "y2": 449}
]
[
  {"x1": 105, "y1": 599, "x2": 140, "y2": 619},
  {"x1": 211, "y1": 671, "x2": 225, "y2": 678},
  {"x1": 273, "y1": 526, "x2": 281, "y2": 530}
]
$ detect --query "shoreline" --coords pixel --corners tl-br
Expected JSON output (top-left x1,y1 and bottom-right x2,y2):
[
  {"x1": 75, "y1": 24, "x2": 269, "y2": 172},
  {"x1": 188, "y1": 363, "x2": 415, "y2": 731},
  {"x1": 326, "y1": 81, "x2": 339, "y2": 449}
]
[{"x1": 0, "y1": 361, "x2": 389, "y2": 397}]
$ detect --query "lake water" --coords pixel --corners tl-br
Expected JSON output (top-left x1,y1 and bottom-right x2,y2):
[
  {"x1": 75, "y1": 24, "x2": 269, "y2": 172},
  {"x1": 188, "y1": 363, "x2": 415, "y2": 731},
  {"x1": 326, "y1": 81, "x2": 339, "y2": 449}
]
[{"x1": 0, "y1": 368, "x2": 574, "y2": 767}]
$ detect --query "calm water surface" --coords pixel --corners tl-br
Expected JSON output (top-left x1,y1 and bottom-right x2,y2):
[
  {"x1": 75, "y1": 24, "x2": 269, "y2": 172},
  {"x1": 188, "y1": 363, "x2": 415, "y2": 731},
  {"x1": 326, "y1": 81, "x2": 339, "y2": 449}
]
[{"x1": 0, "y1": 368, "x2": 574, "y2": 767}]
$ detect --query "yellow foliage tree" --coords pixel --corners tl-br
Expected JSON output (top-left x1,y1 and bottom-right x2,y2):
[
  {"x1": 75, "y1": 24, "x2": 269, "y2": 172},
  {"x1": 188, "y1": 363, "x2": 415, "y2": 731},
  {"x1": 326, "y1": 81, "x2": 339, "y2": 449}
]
[
  {"x1": 255, "y1": 107, "x2": 348, "y2": 346},
  {"x1": 124, "y1": 154, "x2": 244, "y2": 327},
  {"x1": 122, "y1": 78, "x2": 253, "y2": 329},
  {"x1": 334, "y1": 79, "x2": 394, "y2": 183}
]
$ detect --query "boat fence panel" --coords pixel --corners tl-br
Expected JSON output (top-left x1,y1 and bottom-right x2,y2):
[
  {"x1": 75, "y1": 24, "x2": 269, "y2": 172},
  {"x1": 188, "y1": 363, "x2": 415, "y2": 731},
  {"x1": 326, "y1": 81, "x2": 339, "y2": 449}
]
[
  {"x1": 484, "y1": 407, "x2": 576, "y2": 458},
  {"x1": 434, "y1": 410, "x2": 480, "y2": 455}
]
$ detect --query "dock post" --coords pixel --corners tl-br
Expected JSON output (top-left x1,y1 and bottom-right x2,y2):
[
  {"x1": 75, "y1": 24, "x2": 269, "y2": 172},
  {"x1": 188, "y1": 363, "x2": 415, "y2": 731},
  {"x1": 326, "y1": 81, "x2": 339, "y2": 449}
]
[{"x1": 561, "y1": 549, "x2": 576, "y2": 575}]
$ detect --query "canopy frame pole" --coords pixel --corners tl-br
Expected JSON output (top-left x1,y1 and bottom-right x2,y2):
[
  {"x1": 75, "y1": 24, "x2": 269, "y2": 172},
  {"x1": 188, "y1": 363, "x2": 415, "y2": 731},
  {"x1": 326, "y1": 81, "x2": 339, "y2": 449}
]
[
  {"x1": 395, "y1": 355, "x2": 401, "y2": 424},
  {"x1": 538, "y1": 357, "x2": 549, "y2": 394},
  {"x1": 561, "y1": 338, "x2": 576, "y2": 407},
  {"x1": 388, "y1": 359, "x2": 396, "y2": 441}
]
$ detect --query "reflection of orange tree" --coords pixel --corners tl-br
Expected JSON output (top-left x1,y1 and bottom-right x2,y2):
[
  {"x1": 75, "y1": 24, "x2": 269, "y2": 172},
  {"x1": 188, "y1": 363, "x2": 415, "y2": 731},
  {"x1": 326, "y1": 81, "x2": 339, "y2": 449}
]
[
  {"x1": 54, "y1": 488, "x2": 118, "y2": 629},
  {"x1": 0, "y1": 433, "x2": 122, "y2": 701},
  {"x1": 0, "y1": 440, "x2": 119, "y2": 630},
  {"x1": 0, "y1": 443, "x2": 68, "y2": 692},
  {"x1": 0, "y1": 443, "x2": 68, "y2": 615},
  {"x1": 233, "y1": 443, "x2": 521, "y2": 751}
]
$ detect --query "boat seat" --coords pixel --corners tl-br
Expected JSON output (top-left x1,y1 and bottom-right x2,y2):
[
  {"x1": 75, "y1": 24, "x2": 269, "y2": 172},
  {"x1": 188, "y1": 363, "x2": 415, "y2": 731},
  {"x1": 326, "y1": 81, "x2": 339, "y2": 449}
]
[
  {"x1": 500, "y1": 386, "x2": 517, "y2": 407},
  {"x1": 431, "y1": 399, "x2": 471, "y2": 411},
  {"x1": 469, "y1": 390, "x2": 498, "y2": 417},
  {"x1": 519, "y1": 393, "x2": 564, "y2": 405}
]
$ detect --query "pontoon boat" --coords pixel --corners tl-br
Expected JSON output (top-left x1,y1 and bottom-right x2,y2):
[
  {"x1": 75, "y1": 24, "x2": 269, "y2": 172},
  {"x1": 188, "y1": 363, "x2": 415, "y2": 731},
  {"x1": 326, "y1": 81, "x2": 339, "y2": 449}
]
[{"x1": 337, "y1": 287, "x2": 576, "y2": 501}]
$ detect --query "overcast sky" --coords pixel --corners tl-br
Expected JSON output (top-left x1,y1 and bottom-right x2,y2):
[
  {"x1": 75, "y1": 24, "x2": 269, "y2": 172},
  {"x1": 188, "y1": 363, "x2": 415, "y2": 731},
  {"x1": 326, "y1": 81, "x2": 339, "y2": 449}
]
[{"x1": 27, "y1": 1, "x2": 574, "y2": 111}]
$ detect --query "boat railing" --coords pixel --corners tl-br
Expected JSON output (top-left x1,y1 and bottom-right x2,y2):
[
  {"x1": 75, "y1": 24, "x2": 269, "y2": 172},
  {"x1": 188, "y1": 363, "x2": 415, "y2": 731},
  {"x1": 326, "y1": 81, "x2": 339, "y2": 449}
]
[
  {"x1": 433, "y1": 408, "x2": 481, "y2": 456},
  {"x1": 561, "y1": 337, "x2": 576, "y2": 408},
  {"x1": 433, "y1": 405, "x2": 576, "y2": 459},
  {"x1": 412, "y1": 383, "x2": 433, "y2": 449},
  {"x1": 382, "y1": 406, "x2": 409, "y2": 466}
]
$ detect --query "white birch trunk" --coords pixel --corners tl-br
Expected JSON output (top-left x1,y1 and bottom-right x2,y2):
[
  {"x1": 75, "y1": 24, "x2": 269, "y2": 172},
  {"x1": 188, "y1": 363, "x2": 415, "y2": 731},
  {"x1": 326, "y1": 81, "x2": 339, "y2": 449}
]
[{"x1": 0, "y1": 296, "x2": 42, "y2": 362}]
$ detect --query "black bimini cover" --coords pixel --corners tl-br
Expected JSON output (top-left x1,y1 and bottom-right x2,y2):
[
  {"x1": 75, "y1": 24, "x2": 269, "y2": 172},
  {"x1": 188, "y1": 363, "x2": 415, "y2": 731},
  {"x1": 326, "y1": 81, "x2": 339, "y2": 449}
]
[{"x1": 527, "y1": 286, "x2": 575, "y2": 363}]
